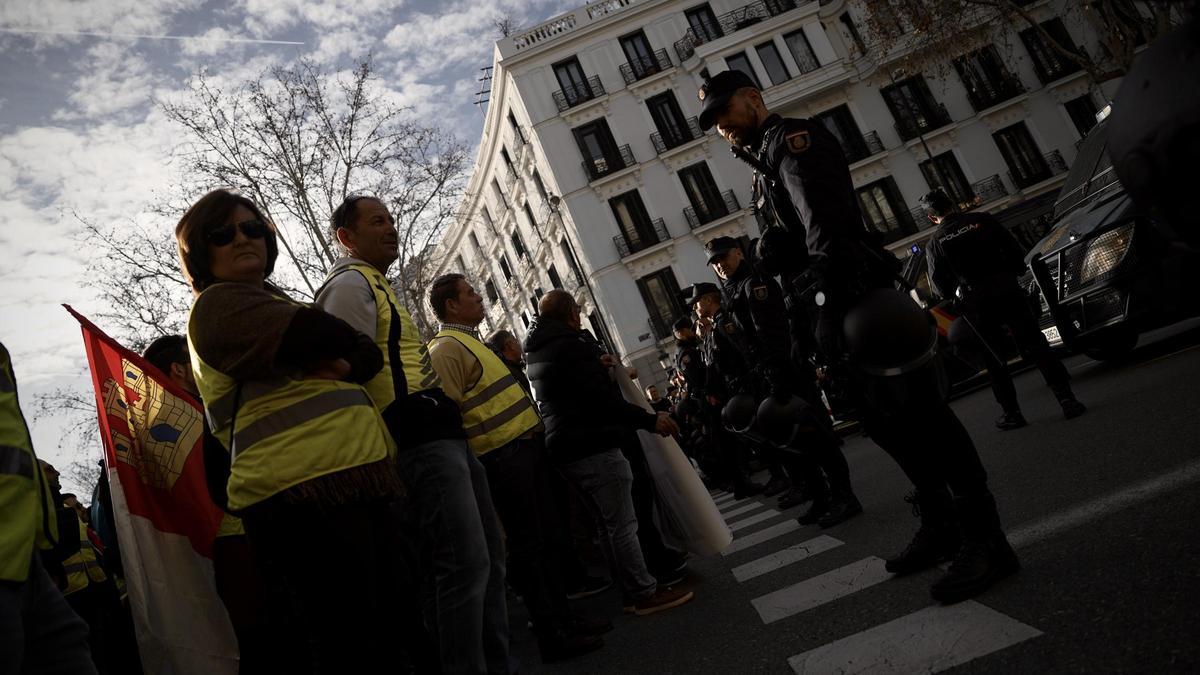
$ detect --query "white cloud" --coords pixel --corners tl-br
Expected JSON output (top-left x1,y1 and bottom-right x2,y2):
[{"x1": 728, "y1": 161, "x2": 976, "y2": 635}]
[
  {"x1": 0, "y1": 0, "x2": 205, "y2": 46},
  {"x1": 238, "y1": 0, "x2": 405, "y2": 36},
  {"x1": 54, "y1": 42, "x2": 156, "y2": 121}
]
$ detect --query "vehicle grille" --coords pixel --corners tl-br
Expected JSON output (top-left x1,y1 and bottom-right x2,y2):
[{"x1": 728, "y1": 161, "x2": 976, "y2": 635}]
[{"x1": 1082, "y1": 288, "x2": 1126, "y2": 328}]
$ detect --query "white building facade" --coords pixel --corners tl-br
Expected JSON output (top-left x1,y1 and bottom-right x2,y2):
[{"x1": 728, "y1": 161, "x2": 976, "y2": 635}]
[{"x1": 431, "y1": 0, "x2": 1121, "y2": 387}]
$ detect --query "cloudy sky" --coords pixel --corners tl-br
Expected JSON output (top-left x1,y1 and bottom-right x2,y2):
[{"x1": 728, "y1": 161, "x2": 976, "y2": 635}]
[{"x1": 0, "y1": 0, "x2": 574, "y2": 490}]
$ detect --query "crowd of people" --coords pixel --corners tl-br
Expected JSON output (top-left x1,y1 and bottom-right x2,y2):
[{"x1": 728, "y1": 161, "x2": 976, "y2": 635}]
[{"x1": 3, "y1": 67, "x2": 1099, "y2": 675}]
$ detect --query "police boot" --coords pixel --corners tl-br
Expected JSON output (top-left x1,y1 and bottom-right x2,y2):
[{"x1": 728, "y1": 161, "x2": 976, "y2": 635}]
[
  {"x1": 994, "y1": 410, "x2": 1028, "y2": 431},
  {"x1": 817, "y1": 479, "x2": 863, "y2": 528},
  {"x1": 796, "y1": 477, "x2": 830, "y2": 525},
  {"x1": 1059, "y1": 394, "x2": 1087, "y2": 420},
  {"x1": 930, "y1": 494, "x2": 1020, "y2": 604},
  {"x1": 885, "y1": 490, "x2": 960, "y2": 575}
]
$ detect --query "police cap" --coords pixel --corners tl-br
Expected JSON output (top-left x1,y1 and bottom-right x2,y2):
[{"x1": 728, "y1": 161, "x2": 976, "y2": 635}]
[
  {"x1": 672, "y1": 315, "x2": 694, "y2": 332},
  {"x1": 697, "y1": 69, "x2": 759, "y2": 132},
  {"x1": 684, "y1": 282, "x2": 721, "y2": 305},
  {"x1": 705, "y1": 236, "x2": 741, "y2": 263}
]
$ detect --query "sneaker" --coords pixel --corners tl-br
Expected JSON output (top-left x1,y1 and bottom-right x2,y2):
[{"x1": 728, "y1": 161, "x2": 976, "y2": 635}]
[
  {"x1": 566, "y1": 576, "x2": 612, "y2": 600},
  {"x1": 776, "y1": 487, "x2": 812, "y2": 510},
  {"x1": 796, "y1": 498, "x2": 829, "y2": 525},
  {"x1": 995, "y1": 411, "x2": 1028, "y2": 430},
  {"x1": 762, "y1": 475, "x2": 790, "y2": 497},
  {"x1": 1060, "y1": 398, "x2": 1087, "y2": 420},
  {"x1": 538, "y1": 631, "x2": 604, "y2": 663},
  {"x1": 817, "y1": 494, "x2": 863, "y2": 528},
  {"x1": 929, "y1": 538, "x2": 1020, "y2": 604},
  {"x1": 633, "y1": 587, "x2": 695, "y2": 616},
  {"x1": 884, "y1": 525, "x2": 961, "y2": 575}
]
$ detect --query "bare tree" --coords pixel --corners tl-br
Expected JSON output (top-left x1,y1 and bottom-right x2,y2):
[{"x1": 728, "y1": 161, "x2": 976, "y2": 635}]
[
  {"x1": 857, "y1": 0, "x2": 1184, "y2": 84},
  {"x1": 494, "y1": 15, "x2": 519, "y2": 38}
]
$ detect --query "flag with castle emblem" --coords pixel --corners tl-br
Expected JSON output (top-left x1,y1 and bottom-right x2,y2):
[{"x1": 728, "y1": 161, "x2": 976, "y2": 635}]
[{"x1": 67, "y1": 305, "x2": 238, "y2": 674}]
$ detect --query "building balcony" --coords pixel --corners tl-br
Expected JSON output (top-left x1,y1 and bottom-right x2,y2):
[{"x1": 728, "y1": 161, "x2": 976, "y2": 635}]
[
  {"x1": 1032, "y1": 48, "x2": 1084, "y2": 85},
  {"x1": 970, "y1": 174, "x2": 1009, "y2": 206},
  {"x1": 619, "y1": 48, "x2": 673, "y2": 84},
  {"x1": 613, "y1": 218, "x2": 670, "y2": 258},
  {"x1": 1008, "y1": 150, "x2": 1069, "y2": 190},
  {"x1": 684, "y1": 190, "x2": 741, "y2": 229},
  {"x1": 868, "y1": 211, "x2": 920, "y2": 245},
  {"x1": 964, "y1": 74, "x2": 1026, "y2": 112},
  {"x1": 581, "y1": 144, "x2": 635, "y2": 182},
  {"x1": 894, "y1": 103, "x2": 953, "y2": 142},
  {"x1": 840, "y1": 130, "x2": 886, "y2": 163},
  {"x1": 650, "y1": 117, "x2": 703, "y2": 154},
  {"x1": 673, "y1": 0, "x2": 798, "y2": 62},
  {"x1": 552, "y1": 75, "x2": 605, "y2": 112}
]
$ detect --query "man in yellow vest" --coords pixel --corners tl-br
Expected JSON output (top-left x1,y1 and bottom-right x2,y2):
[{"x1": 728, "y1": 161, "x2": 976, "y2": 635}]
[
  {"x1": 317, "y1": 196, "x2": 507, "y2": 675},
  {"x1": 0, "y1": 341, "x2": 98, "y2": 674},
  {"x1": 428, "y1": 274, "x2": 609, "y2": 665}
]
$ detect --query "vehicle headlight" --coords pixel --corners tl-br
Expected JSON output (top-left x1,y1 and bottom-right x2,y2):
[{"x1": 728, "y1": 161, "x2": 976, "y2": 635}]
[{"x1": 1080, "y1": 223, "x2": 1134, "y2": 284}]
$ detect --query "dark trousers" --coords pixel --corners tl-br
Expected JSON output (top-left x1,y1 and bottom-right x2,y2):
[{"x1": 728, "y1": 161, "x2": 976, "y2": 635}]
[
  {"x1": 968, "y1": 288, "x2": 1072, "y2": 413},
  {"x1": 241, "y1": 497, "x2": 430, "y2": 675},
  {"x1": 480, "y1": 437, "x2": 573, "y2": 637},
  {"x1": 0, "y1": 556, "x2": 96, "y2": 675},
  {"x1": 213, "y1": 534, "x2": 269, "y2": 675}
]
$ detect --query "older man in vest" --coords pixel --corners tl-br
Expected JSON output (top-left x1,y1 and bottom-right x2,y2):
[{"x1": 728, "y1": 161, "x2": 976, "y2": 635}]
[
  {"x1": 427, "y1": 274, "x2": 608, "y2": 665},
  {"x1": 316, "y1": 197, "x2": 507, "y2": 675}
]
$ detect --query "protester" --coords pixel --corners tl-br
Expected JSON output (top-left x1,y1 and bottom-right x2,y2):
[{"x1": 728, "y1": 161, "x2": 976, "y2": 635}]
[
  {"x1": 316, "y1": 195, "x2": 506, "y2": 675},
  {"x1": 0, "y1": 341, "x2": 98, "y2": 674},
  {"x1": 645, "y1": 385, "x2": 673, "y2": 413},
  {"x1": 177, "y1": 188, "x2": 407, "y2": 673},
  {"x1": 524, "y1": 289, "x2": 695, "y2": 616}
]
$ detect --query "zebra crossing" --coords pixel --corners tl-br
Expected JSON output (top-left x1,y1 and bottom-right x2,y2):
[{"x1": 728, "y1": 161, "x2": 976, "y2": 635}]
[{"x1": 710, "y1": 489, "x2": 1041, "y2": 674}]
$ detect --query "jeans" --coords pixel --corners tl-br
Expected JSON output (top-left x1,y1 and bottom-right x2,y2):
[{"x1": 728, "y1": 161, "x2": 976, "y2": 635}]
[
  {"x1": 0, "y1": 555, "x2": 97, "y2": 675},
  {"x1": 396, "y1": 438, "x2": 510, "y2": 675},
  {"x1": 559, "y1": 450, "x2": 657, "y2": 601}
]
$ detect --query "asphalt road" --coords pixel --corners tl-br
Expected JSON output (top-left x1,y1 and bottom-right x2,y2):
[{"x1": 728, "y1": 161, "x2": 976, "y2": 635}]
[{"x1": 510, "y1": 318, "x2": 1200, "y2": 674}]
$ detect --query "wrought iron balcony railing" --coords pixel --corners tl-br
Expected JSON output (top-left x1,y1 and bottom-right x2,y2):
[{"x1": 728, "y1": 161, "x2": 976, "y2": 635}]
[
  {"x1": 650, "y1": 117, "x2": 703, "y2": 154},
  {"x1": 684, "y1": 190, "x2": 741, "y2": 229},
  {"x1": 963, "y1": 73, "x2": 1026, "y2": 112},
  {"x1": 1008, "y1": 150, "x2": 1069, "y2": 190},
  {"x1": 581, "y1": 144, "x2": 636, "y2": 182},
  {"x1": 972, "y1": 174, "x2": 1009, "y2": 205},
  {"x1": 673, "y1": 0, "x2": 798, "y2": 62},
  {"x1": 613, "y1": 218, "x2": 670, "y2": 258},
  {"x1": 894, "y1": 102, "x2": 953, "y2": 142},
  {"x1": 840, "y1": 130, "x2": 886, "y2": 163},
  {"x1": 619, "y1": 48, "x2": 673, "y2": 84},
  {"x1": 552, "y1": 75, "x2": 605, "y2": 112}
]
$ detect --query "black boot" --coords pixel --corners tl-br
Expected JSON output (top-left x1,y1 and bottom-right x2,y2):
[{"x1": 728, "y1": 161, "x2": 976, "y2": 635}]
[
  {"x1": 776, "y1": 485, "x2": 813, "y2": 510},
  {"x1": 930, "y1": 494, "x2": 1020, "y2": 603},
  {"x1": 817, "y1": 492, "x2": 863, "y2": 528},
  {"x1": 995, "y1": 410, "x2": 1028, "y2": 430},
  {"x1": 1053, "y1": 387, "x2": 1087, "y2": 420},
  {"x1": 795, "y1": 474, "x2": 829, "y2": 525},
  {"x1": 885, "y1": 491, "x2": 960, "y2": 575}
]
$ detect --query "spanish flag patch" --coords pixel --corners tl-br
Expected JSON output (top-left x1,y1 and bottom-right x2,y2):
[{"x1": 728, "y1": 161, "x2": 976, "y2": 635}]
[{"x1": 785, "y1": 129, "x2": 810, "y2": 154}]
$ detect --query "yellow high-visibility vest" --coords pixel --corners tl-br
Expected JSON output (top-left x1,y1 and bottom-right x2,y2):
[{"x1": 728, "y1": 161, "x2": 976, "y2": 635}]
[
  {"x1": 432, "y1": 329, "x2": 540, "y2": 456},
  {"x1": 323, "y1": 263, "x2": 441, "y2": 410},
  {"x1": 188, "y1": 285, "x2": 396, "y2": 511},
  {"x1": 63, "y1": 519, "x2": 106, "y2": 595},
  {"x1": 0, "y1": 342, "x2": 58, "y2": 583}
]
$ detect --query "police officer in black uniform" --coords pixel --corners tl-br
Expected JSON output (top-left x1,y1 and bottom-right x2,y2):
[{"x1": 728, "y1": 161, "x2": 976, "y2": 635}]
[
  {"x1": 697, "y1": 69, "x2": 1019, "y2": 603},
  {"x1": 921, "y1": 189, "x2": 1086, "y2": 430},
  {"x1": 704, "y1": 236, "x2": 862, "y2": 525}
]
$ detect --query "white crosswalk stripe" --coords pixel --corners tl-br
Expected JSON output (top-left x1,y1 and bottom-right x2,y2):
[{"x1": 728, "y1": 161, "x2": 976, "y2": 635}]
[
  {"x1": 728, "y1": 509, "x2": 783, "y2": 532},
  {"x1": 731, "y1": 535, "x2": 843, "y2": 583},
  {"x1": 720, "y1": 501, "x2": 765, "y2": 519},
  {"x1": 713, "y1": 493, "x2": 737, "y2": 505},
  {"x1": 787, "y1": 601, "x2": 1042, "y2": 674},
  {"x1": 722, "y1": 520, "x2": 801, "y2": 556},
  {"x1": 751, "y1": 557, "x2": 891, "y2": 624}
]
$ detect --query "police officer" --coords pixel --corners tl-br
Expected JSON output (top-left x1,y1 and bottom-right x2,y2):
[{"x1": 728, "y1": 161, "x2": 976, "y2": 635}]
[
  {"x1": 704, "y1": 236, "x2": 862, "y2": 525},
  {"x1": 698, "y1": 69, "x2": 1019, "y2": 603},
  {"x1": 922, "y1": 189, "x2": 1086, "y2": 430}
]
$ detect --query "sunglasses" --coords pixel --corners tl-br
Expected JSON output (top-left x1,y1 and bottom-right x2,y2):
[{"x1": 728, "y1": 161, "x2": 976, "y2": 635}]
[{"x1": 207, "y1": 219, "x2": 270, "y2": 247}]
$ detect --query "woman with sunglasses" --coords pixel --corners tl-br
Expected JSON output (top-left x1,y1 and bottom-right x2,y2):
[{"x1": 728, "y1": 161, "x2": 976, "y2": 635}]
[{"x1": 176, "y1": 189, "x2": 407, "y2": 673}]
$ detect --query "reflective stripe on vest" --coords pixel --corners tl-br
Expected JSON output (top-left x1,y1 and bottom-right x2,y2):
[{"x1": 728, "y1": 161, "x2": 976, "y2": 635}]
[
  {"x1": 63, "y1": 521, "x2": 106, "y2": 595},
  {"x1": 187, "y1": 286, "x2": 396, "y2": 511},
  {"x1": 0, "y1": 342, "x2": 58, "y2": 583},
  {"x1": 432, "y1": 331, "x2": 540, "y2": 456}
]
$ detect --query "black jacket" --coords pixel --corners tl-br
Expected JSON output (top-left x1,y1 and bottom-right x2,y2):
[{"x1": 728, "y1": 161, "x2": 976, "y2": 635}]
[
  {"x1": 926, "y1": 211, "x2": 1028, "y2": 302},
  {"x1": 524, "y1": 318, "x2": 657, "y2": 464},
  {"x1": 674, "y1": 337, "x2": 706, "y2": 395}
]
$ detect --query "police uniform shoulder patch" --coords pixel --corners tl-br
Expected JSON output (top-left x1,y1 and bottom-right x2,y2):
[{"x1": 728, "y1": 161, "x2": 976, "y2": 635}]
[
  {"x1": 724, "y1": 322, "x2": 736, "y2": 335},
  {"x1": 682, "y1": 355, "x2": 691, "y2": 365},
  {"x1": 785, "y1": 129, "x2": 810, "y2": 154},
  {"x1": 753, "y1": 284, "x2": 768, "y2": 301}
]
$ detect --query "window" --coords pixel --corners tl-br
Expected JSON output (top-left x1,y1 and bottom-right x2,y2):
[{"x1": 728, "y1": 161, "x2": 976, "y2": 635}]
[
  {"x1": 547, "y1": 265, "x2": 563, "y2": 289},
  {"x1": 993, "y1": 122, "x2": 1050, "y2": 189},
  {"x1": 755, "y1": 41, "x2": 790, "y2": 86},
  {"x1": 507, "y1": 110, "x2": 526, "y2": 143},
  {"x1": 553, "y1": 57, "x2": 593, "y2": 103},
  {"x1": 491, "y1": 178, "x2": 507, "y2": 208},
  {"x1": 499, "y1": 146, "x2": 514, "y2": 174},
  {"x1": 1019, "y1": 18, "x2": 1082, "y2": 84},
  {"x1": 610, "y1": 190, "x2": 659, "y2": 253},
  {"x1": 522, "y1": 203, "x2": 540, "y2": 236},
  {"x1": 469, "y1": 231, "x2": 481, "y2": 253},
  {"x1": 685, "y1": 5, "x2": 723, "y2": 42},
  {"x1": 814, "y1": 105, "x2": 870, "y2": 162},
  {"x1": 573, "y1": 119, "x2": 626, "y2": 180},
  {"x1": 678, "y1": 162, "x2": 728, "y2": 226},
  {"x1": 620, "y1": 31, "x2": 663, "y2": 80},
  {"x1": 588, "y1": 311, "x2": 616, "y2": 354},
  {"x1": 725, "y1": 53, "x2": 760, "y2": 88},
  {"x1": 529, "y1": 295, "x2": 538, "y2": 316},
  {"x1": 840, "y1": 12, "x2": 866, "y2": 55},
  {"x1": 532, "y1": 170, "x2": 549, "y2": 202},
  {"x1": 637, "y1": 267, "x2": 685, "y2": 340},
  {"x1": 954, "y1": 45, "x2": 1023, "y2": 111},
  {"x1": 919, "y1": 152, "x2": 975, "y2": 213},
  {"x1": 485, "y1": 279, "x2": 499, "y2": 303},
  {"x1": 783, "y1": 28, "x2": 819, "y2": 73},
  {"x1": 455, "y1": 254, "x2": 465, "y2": 272},
  {"x1": 856, "y1": 177, "x2": 916, "y2": 244},
  {"x1": 520, "y1": 312, "x2": 529, "y2": 328},
  {"x1": 881, "y1": 76, "x2": 950, "y2": 141},
  {"x1": 510, "y1": 230, "x2": 527, "y2": 259},
  {"x1": 1064, "y1": 94, "x2": 1099, "y2": 138},
  {"x1": 561, "y1": 239, "x2": 584, "y2": 284},
  {"x1": 480, "y1": 206, "x2": 493, "y2": 228},
  {"x1": 499, "y1": 255, "x2": 513, "y2": 281},
  {"x1": 647, "y1": 92, "x2": 693, "y2": 151}
]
